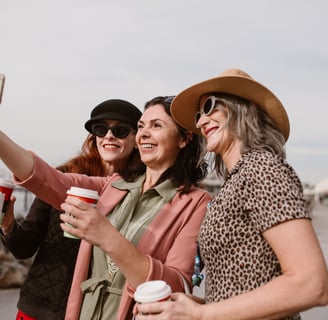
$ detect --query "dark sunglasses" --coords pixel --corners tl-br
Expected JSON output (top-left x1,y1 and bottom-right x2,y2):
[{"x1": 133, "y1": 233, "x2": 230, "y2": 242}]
[
  {"x1": 164, "y1": 95, "x2": 175, "y2": 105},
  {"x1": 90, "y1": 123, "x2": 133, "y2": 138},
  {"x1": 195, "y1": 95, "x2": 221, "y2": 125}
]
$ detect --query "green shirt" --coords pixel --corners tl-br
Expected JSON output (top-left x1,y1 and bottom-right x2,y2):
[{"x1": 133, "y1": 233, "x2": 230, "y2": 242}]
[{"x1": 79, "y1": 174, "x2": 177, "y2": 320}]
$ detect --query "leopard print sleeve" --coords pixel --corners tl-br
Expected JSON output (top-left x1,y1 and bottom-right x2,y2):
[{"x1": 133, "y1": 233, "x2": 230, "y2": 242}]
[{"x1": 242, "y1": 150, "x2": 310, "y2": 233}]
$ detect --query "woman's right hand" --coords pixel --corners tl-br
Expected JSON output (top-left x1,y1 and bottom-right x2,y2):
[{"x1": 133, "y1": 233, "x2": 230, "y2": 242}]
[{"x1": 0, "y1": 195, "x2": 16, "y2": 235}]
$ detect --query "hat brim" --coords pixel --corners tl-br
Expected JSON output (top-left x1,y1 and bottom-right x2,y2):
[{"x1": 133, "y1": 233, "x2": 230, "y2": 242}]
[{"x1": 171, "y1": 74, "x2": 290, "y2": 141}]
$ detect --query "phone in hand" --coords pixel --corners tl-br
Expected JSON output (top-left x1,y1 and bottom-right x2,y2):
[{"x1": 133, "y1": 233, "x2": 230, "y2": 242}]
[{"x1": 0, "y1": 74, "x2": 5, "y2": 104}]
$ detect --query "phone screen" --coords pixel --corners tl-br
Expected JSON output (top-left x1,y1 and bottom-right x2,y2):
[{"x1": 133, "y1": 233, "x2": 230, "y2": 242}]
[{"x1": 0, "y1": 74, "x2": 5, "y2": 104}]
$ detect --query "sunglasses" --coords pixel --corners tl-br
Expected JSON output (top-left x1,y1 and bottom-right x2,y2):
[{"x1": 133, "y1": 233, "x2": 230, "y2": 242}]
[
  {"x1": 164, "y1": 95, "x2": 175, "y2": 105},
  {"x1": 90, "y1": 123, "x2": 133, "y2": 138},
  {"x1": 195, "y1": 95, "x2": 221, "y2": 125}
]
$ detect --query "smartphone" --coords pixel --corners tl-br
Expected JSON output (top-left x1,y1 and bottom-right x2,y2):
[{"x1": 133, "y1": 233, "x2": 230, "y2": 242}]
[{"x1": 0, "y1": 74, "x2": 5, "y2": 104}]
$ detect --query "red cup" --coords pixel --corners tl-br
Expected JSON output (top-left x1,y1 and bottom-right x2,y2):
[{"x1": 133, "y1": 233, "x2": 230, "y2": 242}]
[
  {"x1": 0, "y1": 178, "x2": 15, "y2": 224},
  {"x1": 134, "y1": 280, "x2": 172, "y2": 304},
  {"x1": 63, "y1": 186, "x2": 99, "y2": 239}
]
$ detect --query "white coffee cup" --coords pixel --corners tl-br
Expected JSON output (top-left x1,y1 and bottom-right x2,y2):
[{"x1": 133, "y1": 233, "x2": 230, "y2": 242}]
[
  {"x1": 0, "y1": 178, "x2": 15, "y2": 225},
  {"x1": 63, "y1": 186, "x2": 99, "y2": 239},
  {"x1": 134, "y1": 280, "x2": 172, "y2": 304}
]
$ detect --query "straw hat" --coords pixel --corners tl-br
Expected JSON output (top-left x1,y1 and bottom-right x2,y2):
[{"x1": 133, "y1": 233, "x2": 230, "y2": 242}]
[{"x1": 171, "y1": 68, "x2": 290, "y2": 141}]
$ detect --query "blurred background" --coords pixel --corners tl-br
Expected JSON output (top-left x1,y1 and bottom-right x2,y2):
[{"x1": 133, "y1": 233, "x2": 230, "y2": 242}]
[
  {"x1": 0, "y1": 0, "x2": 327, "y2": 186},
  {"x1": 0, "y1": 1, "x2": 327, "y2": 318}
]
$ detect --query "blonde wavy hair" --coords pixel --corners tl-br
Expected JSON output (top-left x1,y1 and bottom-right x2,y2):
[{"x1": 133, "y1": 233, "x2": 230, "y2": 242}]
[{"x1": 207, "y1": 93, "x2": 286, "y2": 179}]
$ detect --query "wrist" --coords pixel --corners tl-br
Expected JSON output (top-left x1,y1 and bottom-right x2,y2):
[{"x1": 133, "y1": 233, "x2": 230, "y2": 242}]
[{"x1": 194, "y1": 303, "x2": 206, "y2": 320}]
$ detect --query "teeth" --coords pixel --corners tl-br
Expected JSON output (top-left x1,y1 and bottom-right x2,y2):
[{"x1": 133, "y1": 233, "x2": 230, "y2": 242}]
[
  {"x1": 103, "y1": 144, "x2": 118, "y2": 149},
  {"x1": 141, "y1": 144, "x2": 154, "y2": 149}
]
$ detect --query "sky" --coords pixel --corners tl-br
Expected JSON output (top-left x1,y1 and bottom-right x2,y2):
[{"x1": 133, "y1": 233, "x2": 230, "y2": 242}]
[{"x1": 0, "y1": 0, "x2": 327, "y2": 185}]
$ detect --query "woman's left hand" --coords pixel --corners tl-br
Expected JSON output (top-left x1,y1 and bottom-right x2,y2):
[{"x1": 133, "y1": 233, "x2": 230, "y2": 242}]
[
  {"x1": 133, "y1": 293, "x2": 202, "y2": 320},
  {"x1": 0, "y1": 195, "x2": 16, "y2": 235}
]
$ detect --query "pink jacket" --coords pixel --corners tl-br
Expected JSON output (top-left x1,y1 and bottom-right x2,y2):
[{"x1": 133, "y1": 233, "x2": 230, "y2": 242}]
[{"x1": 17, "y1": 155, "x2": 211, "y2": 320}]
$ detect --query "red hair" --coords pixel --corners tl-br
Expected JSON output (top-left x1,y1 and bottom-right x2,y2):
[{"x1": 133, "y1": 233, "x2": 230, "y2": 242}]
[
  {"x1": 57, "y1": 134, "x2": 145, "y2": 180},
  {"x1": 57, "y1": 134, "x2": 108, "y2": 176}
]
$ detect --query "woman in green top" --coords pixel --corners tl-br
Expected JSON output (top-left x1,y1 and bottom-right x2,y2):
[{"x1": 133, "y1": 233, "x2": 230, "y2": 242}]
[{"x1": 0, "y1": 96, "x2": 211, "y2": 319}]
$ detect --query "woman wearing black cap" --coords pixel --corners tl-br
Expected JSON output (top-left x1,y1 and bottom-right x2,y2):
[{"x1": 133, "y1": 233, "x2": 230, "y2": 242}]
[
  {"x1": 0, "y1": 99, "x2": 144, "y2": 320},
  {"x1": 84, "y1": 99, "x2": 144, "y2": 179},
  {"x1": 0, "y1": 96, "x2": 211, "y2": 320}
]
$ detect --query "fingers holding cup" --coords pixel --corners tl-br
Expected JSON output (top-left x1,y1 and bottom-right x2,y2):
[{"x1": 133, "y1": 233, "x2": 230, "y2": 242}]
[{"x1": 0, "y1": 178, "x2": 15, "y2": 225}]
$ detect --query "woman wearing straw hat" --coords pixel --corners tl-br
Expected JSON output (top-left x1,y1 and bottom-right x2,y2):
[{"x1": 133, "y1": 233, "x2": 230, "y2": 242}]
[{"x1": 134, "y1": 69, "x2": 328, "y2": 319}]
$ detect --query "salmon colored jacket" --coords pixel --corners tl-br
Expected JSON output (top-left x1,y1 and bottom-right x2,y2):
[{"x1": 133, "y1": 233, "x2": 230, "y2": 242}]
[{"x1": 16, "y1": 154, "x2": 211, "y2": 320}]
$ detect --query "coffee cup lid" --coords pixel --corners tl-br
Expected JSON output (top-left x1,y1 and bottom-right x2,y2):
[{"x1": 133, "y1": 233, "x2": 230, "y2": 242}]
[
  {"x1": 0, "y1": 178, "x2": 15, "y2": 189},
  {"x1": 134, "y1": 280, "x2": 172, "y2": 303},
  {"x1": 67, "y1": 186, "x2": 99, "y2": 200}
]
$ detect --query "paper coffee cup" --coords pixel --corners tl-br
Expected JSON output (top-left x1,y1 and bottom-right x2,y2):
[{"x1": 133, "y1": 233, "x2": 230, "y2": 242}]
[
  {"x1": 63, "y1": 186, "x2": 99, "y2": 239},
  {"x1": 134, "y1": 280, "x2": 172, "y2": 304},
  {"x1": 0, "y1": 178, "x2": 15, "y2": 225}
]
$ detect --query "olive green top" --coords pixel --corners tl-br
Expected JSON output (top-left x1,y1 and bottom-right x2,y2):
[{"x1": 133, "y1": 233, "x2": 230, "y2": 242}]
[{"x1": 79, "y1": 174, "x2": 177, "y2": 319}]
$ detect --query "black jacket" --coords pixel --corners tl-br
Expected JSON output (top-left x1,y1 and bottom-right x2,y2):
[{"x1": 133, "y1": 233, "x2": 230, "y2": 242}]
[{"x1": 0, "y1": 197, "x2": 81, "y2": 320}]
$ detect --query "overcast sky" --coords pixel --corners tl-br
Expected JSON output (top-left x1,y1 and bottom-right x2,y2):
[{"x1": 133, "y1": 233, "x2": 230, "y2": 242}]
[{"x1": 0, "y1": 0, "x2": 327, "y2": 185}]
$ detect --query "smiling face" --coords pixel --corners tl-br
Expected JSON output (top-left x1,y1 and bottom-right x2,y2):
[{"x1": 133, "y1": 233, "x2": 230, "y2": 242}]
[
  {"x1": 95, "y1": 119, "x2": 136, "y2": 166},
  {"x1": 136, "y1": 104, "x2": 187, "y2": 172},
  {"x1": 195, "y1": 97, "x2": 237, "y2": 156}
]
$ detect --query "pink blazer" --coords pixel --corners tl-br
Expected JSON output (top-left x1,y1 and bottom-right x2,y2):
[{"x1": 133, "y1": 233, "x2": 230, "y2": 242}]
[{"x1": 17, "y1": 155, "x2": 211, "y2": 320}]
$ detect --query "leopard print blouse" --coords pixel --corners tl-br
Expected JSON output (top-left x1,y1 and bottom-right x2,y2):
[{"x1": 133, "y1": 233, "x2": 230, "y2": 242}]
[{"x1": 198, "y1": 150, "x2": 310, "y2": 320}]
